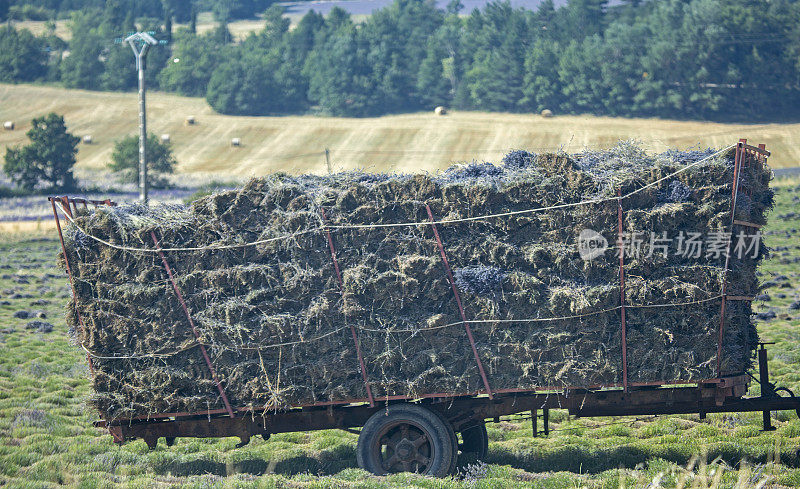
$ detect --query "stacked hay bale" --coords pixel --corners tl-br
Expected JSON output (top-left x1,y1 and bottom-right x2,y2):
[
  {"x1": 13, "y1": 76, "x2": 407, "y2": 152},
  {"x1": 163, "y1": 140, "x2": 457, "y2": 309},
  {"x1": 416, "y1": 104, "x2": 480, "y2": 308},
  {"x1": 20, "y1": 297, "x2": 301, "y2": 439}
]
[{"x1": 61, "y1": 142, "x2": 772, "y2": 419}]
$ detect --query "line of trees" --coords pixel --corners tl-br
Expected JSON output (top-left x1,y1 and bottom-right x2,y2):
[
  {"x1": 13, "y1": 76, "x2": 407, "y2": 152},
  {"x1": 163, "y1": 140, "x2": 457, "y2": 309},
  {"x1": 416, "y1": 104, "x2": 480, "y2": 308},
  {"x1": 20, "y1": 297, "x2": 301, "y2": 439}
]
[{"x1": 2, "y1": 0, "x2": 800, "y2": 120}]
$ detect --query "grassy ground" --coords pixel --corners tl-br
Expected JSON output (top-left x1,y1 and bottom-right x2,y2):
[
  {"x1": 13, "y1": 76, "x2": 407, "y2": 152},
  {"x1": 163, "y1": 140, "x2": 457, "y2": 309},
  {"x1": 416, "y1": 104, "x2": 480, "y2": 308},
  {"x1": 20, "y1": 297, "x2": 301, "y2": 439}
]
[
  {"x1": 0, "y1": 175, "x2": 799, "y2": 487},
  {"x1": 1, "y1": 83, "x2": 799, "y2": 185}
]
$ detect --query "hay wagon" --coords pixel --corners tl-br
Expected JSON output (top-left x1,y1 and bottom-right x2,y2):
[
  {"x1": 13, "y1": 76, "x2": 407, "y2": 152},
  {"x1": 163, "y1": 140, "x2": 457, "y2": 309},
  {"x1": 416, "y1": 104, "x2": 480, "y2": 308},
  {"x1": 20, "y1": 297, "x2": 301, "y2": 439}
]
[{"x1": 49, "y1": 140, "x2": 800, "y2": 476}]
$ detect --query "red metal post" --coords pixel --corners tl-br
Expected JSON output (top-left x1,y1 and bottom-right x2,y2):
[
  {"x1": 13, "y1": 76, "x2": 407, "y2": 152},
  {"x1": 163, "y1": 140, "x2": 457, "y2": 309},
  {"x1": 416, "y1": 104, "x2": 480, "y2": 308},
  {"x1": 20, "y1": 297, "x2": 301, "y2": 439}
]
[
  {"x1": 320, "y1": 209, "x2": 375, "y2": 407},
  {"x1": 617, "y1": 189, "x2": 628, "y2": 392},
  {"x1": 757, "y1": 144, "x2": 766, "y2": 171},
  {"x1": 717, "y1": 140, "x2": 746, "y2": 377},
  {"x1": 424, "y1": 204, "x2": 493, "y2": 399},
  {"x1": 150, "y1": 231, "x2": 236, "y2": 418},
  {"x1": 50, "y1": 197, "x2": 94, "y2": 373},
  {"x1": 59, "y1": 196, "x2": 73, "y2": 218}
]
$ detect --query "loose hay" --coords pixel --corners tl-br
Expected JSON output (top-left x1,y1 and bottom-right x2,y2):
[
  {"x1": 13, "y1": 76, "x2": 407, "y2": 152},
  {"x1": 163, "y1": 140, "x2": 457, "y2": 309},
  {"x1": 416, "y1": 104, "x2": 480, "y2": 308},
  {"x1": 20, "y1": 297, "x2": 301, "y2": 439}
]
[{"x1": 60, "y1": 143, "x2": 772, "y2": 419}]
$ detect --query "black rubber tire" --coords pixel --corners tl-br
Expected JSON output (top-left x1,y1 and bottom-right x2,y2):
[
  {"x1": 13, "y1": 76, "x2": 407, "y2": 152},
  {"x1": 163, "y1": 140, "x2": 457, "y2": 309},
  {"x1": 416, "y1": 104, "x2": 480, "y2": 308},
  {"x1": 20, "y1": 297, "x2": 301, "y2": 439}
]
[
  {"x1": 430, "y1": 408, "x2": 459, "y2": 474},
  {"x1": 459, "y1": 421, "x2": 488, "y2": 460},
  {"x1": 356, "y1": 404, "x2": 457, "y2": 476}
]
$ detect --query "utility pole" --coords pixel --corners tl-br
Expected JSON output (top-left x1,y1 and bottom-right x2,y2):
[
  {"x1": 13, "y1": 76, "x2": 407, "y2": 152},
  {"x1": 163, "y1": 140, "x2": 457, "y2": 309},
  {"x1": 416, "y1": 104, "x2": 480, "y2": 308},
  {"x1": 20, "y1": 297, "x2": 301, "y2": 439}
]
[
  {"x1": 124, "y1": 32, "x2": 159, "y2": 204},
  {"x1": 325, "y1": 148, "x2": 332, "y2": 174}
]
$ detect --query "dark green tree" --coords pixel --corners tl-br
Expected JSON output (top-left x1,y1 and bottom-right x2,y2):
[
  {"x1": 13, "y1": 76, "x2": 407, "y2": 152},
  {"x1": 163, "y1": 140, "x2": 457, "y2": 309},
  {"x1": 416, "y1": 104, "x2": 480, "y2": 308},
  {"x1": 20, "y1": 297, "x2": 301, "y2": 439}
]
[
  {"x1": 109, "y1": 133, "x2": 177, "y2": 187},
  {"x1": 360, "y1": 0, "x2": 444, "y2": 112},
  {"x1": 0, "y1": 26, "x2": 48, "y2": 82},
  {"x1": 163, "y1": 0, "x2": 194, "y2": 22},
  {"x1": 164, "y1": 8, "x2": 173, "y2": 42},
  {"x1": 461, "y1": 2, "x2": 532, "y2": 111},
  {"x1": 564, "y1": 0, "x2": 608, "y2": 39},
  {"x1": 634, "y1": 0, "x2": 720, "y2": 118},
  {"x1": 326, "y1": 5, "x2": 351, "y2": 30},
  {"x1": 189, "y1": 5, "x2": 197, "y2": 33},
  {"x1": 212, "y1": 19, "x2": 233, "y2": 44},
  {"x1": 521, "y1": 39, "x2": 561, "y2": 112},
  {"x1": 306, "y1": 19, "x2": 378, "y2": 116},
  {"x1": 158, "y1": 29, "x2": 229, "y2": 96},
  {"x1": 3, "y1": 113, "x2": 79, "y2": 191},
  {"x1": 123, "y1": 10, "x2": 136, "y2": 31},
  {"x1": 287, "y1": 10, "x2": 324, "y2": 67},
  {"x1": 534, "y1": 0, "x2": 555, "y2": 31},
  {"x1": 60, "y1": 10, "x2": 104, "y2": 89},
  {"x1": 556, "y1": 37, "x2": 607, "y2": 114},
  {"x1": 205, "y1": 25, "x2": 306, "y2": 115},
  {"x1": 594, "y1": 20, "x2": 647, "y2": 115},
  {"x1": 139, "y1": 17, "x2": 172, "y2": 88},
  {"x1": 417, "y1": 3, "x2": 463, "y2": 107},
  {"x1": 102, "y1": 0, "x2": 125, "y2": 28}
]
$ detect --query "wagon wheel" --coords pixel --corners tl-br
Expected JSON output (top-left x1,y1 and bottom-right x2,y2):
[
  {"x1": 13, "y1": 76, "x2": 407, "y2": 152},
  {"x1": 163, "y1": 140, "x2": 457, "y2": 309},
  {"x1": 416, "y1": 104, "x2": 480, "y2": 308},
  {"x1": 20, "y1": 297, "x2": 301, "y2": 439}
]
[
  {"x1": 773, "y1": 387, "x2": 800, "y2": 419},
  {"x1": 357, "y1": 404, "x2": 456, "y2": 476},
  {"x1": 459, "y1": 421, "x2": 488, "y2": 461}
]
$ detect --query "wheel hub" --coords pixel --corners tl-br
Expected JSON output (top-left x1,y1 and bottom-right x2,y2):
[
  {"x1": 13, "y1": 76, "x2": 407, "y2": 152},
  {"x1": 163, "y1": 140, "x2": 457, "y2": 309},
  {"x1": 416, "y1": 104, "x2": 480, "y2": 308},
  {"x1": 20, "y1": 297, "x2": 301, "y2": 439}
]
[
  {"x1": 395, "y1": 439, "x2": 415, "y2": 460},
  {"x1": 378, "y1": 422, "x2": 432, "y2": 473}
]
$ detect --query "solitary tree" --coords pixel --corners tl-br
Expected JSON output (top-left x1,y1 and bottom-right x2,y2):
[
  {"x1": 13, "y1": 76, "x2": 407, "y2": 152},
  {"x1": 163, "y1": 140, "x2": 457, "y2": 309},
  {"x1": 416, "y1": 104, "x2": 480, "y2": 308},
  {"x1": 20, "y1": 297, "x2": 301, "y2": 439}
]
[
  {"x1": 109, "y1": 133, "x2": 177, "y2": 188},
  {"x1": 3, "y1": 113, "x2": 79, "y2": 191}
]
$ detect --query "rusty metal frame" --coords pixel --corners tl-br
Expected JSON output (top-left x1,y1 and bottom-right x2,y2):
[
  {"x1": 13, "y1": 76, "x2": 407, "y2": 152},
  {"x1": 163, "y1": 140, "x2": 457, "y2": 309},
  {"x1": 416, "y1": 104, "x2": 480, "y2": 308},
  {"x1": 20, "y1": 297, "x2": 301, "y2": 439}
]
[
  {"x1": 424, "y1": 204, "x2": 494, "y2": 400},
  {"x1": 49, "y1": 196, "x2": 118, "y2": 373},
  {"x1": 716, "y1": 140, "x2": 770, "y2": 377},
  {"x1": 100, "y1": 371, "x2": 800, "y2": 449},
  {"x1": 150, "y1": 231, "x2": 236, "y2": 418},
  {"x1": 732, "y1": 220, "x2": 762, "y2": 229},
  {"x1": 716, "y1": 141, "x2": 744, "y2": 376},
  {"x1": 105, "y1": 374, "x2": 746, "y2": 421},
  {"x1": 320, "y1": 208, "x2": 375, "y2": 408}
]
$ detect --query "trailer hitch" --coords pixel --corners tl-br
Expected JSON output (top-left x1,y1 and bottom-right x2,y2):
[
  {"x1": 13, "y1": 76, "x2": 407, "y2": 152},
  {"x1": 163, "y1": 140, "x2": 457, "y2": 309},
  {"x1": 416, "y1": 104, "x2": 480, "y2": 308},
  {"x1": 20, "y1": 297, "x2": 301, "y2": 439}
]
[{"x1": 755, "y1": 342, "x2": 800, "y2": 430}]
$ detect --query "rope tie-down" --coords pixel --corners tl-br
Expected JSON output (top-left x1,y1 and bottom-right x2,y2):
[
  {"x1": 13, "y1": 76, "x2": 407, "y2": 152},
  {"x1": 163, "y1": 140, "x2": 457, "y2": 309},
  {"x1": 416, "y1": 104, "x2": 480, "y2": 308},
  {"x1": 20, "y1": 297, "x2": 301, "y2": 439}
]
[
  {"x1": 425, "y1": 203, "x2": 494, "y2": 399},
  {"x1": 320, "y1": 208, "x2": 375, "y2": 407},
  {"x1": 51, "y1": 145, "x2": 736, "y2": 255},
  {"x1": 150, "y1": 231, "x2": 236, "y2": 418}
]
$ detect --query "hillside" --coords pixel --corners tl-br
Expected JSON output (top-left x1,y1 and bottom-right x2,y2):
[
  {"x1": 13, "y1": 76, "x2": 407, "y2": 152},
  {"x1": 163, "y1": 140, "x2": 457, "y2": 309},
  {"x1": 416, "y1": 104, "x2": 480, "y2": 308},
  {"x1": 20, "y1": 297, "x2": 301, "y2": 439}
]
[{"x1": 1, "y1": 83, "x2": 798, "y2": 183}]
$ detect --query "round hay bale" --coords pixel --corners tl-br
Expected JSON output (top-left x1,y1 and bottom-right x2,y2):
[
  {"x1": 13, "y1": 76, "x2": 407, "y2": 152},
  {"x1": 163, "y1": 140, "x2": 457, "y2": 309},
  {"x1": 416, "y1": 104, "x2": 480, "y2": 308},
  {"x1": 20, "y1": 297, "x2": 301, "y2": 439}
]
[
  {"x1": 541, "y1": 109, "x2": 553, "y2": 118},
  {"x1": 434, "y1": 106, "x2": 447, "y2": 116},
  {"x1": 231, "y1": 138, "x2": 241, "y2": 147},
  {"x1": 82, "y1": 135, "x2": 93, "y2": 144},
  {"x1": 161, "y1": 134, "x2": 170, "y2": 143},
  {"x1": 185, "y1": 116, "x2": 196, "y2": 125},
  {"x1": 3, "y1": 121, "x2": 14, "y2": 131}
]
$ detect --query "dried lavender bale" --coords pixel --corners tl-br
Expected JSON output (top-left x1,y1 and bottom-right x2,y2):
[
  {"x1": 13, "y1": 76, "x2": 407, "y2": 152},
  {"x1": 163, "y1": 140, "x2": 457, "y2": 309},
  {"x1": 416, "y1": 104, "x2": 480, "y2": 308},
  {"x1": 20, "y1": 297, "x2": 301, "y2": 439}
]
[
  {"x1": 502, "y1": 150, "x2": 536, "y2": 169},
  {"x1": 659, "y1": 181, "x2": 693, "y2": 203},
  {"x1": 60, "y1": 142, "x2": 772, "y2": 419}
]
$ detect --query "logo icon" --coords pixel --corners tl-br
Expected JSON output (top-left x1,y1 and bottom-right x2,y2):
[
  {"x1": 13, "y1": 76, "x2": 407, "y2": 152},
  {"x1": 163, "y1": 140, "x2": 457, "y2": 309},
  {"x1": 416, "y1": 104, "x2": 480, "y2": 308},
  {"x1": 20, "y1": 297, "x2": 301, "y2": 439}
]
[{"x1": 578, "y1": 229, "x2": 608, "y2": 261}]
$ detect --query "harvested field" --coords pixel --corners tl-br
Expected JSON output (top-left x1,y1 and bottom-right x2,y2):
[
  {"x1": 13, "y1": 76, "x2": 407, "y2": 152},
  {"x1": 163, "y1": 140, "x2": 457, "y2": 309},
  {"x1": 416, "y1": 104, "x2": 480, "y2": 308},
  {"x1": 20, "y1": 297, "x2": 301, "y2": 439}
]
[
  {"x1": 60, "y1": 143, "x2": 772, "y2": 419},
  {"x1": 2, "y1": 84, "x2": 800, "y2": 182}
]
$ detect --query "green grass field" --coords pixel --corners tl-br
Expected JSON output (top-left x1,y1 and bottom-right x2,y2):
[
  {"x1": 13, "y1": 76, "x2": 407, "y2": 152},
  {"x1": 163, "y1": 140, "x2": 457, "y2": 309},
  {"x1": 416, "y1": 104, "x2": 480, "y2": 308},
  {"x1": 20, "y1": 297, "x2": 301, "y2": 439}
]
[
  {"x1": 0, "y1": 176, "x2": 799, "y2": 488},
  {"x1": 1, "y1": 83, "x2": 799, "y2": 186}
]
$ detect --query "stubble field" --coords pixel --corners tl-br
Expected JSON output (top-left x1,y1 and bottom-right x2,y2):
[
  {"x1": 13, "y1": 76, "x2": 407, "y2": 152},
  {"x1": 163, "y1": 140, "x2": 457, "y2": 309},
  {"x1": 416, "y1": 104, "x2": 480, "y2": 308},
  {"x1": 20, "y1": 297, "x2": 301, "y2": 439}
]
[{"x1": 2, "y1": 83, "x2": 800, "y2": 186}]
